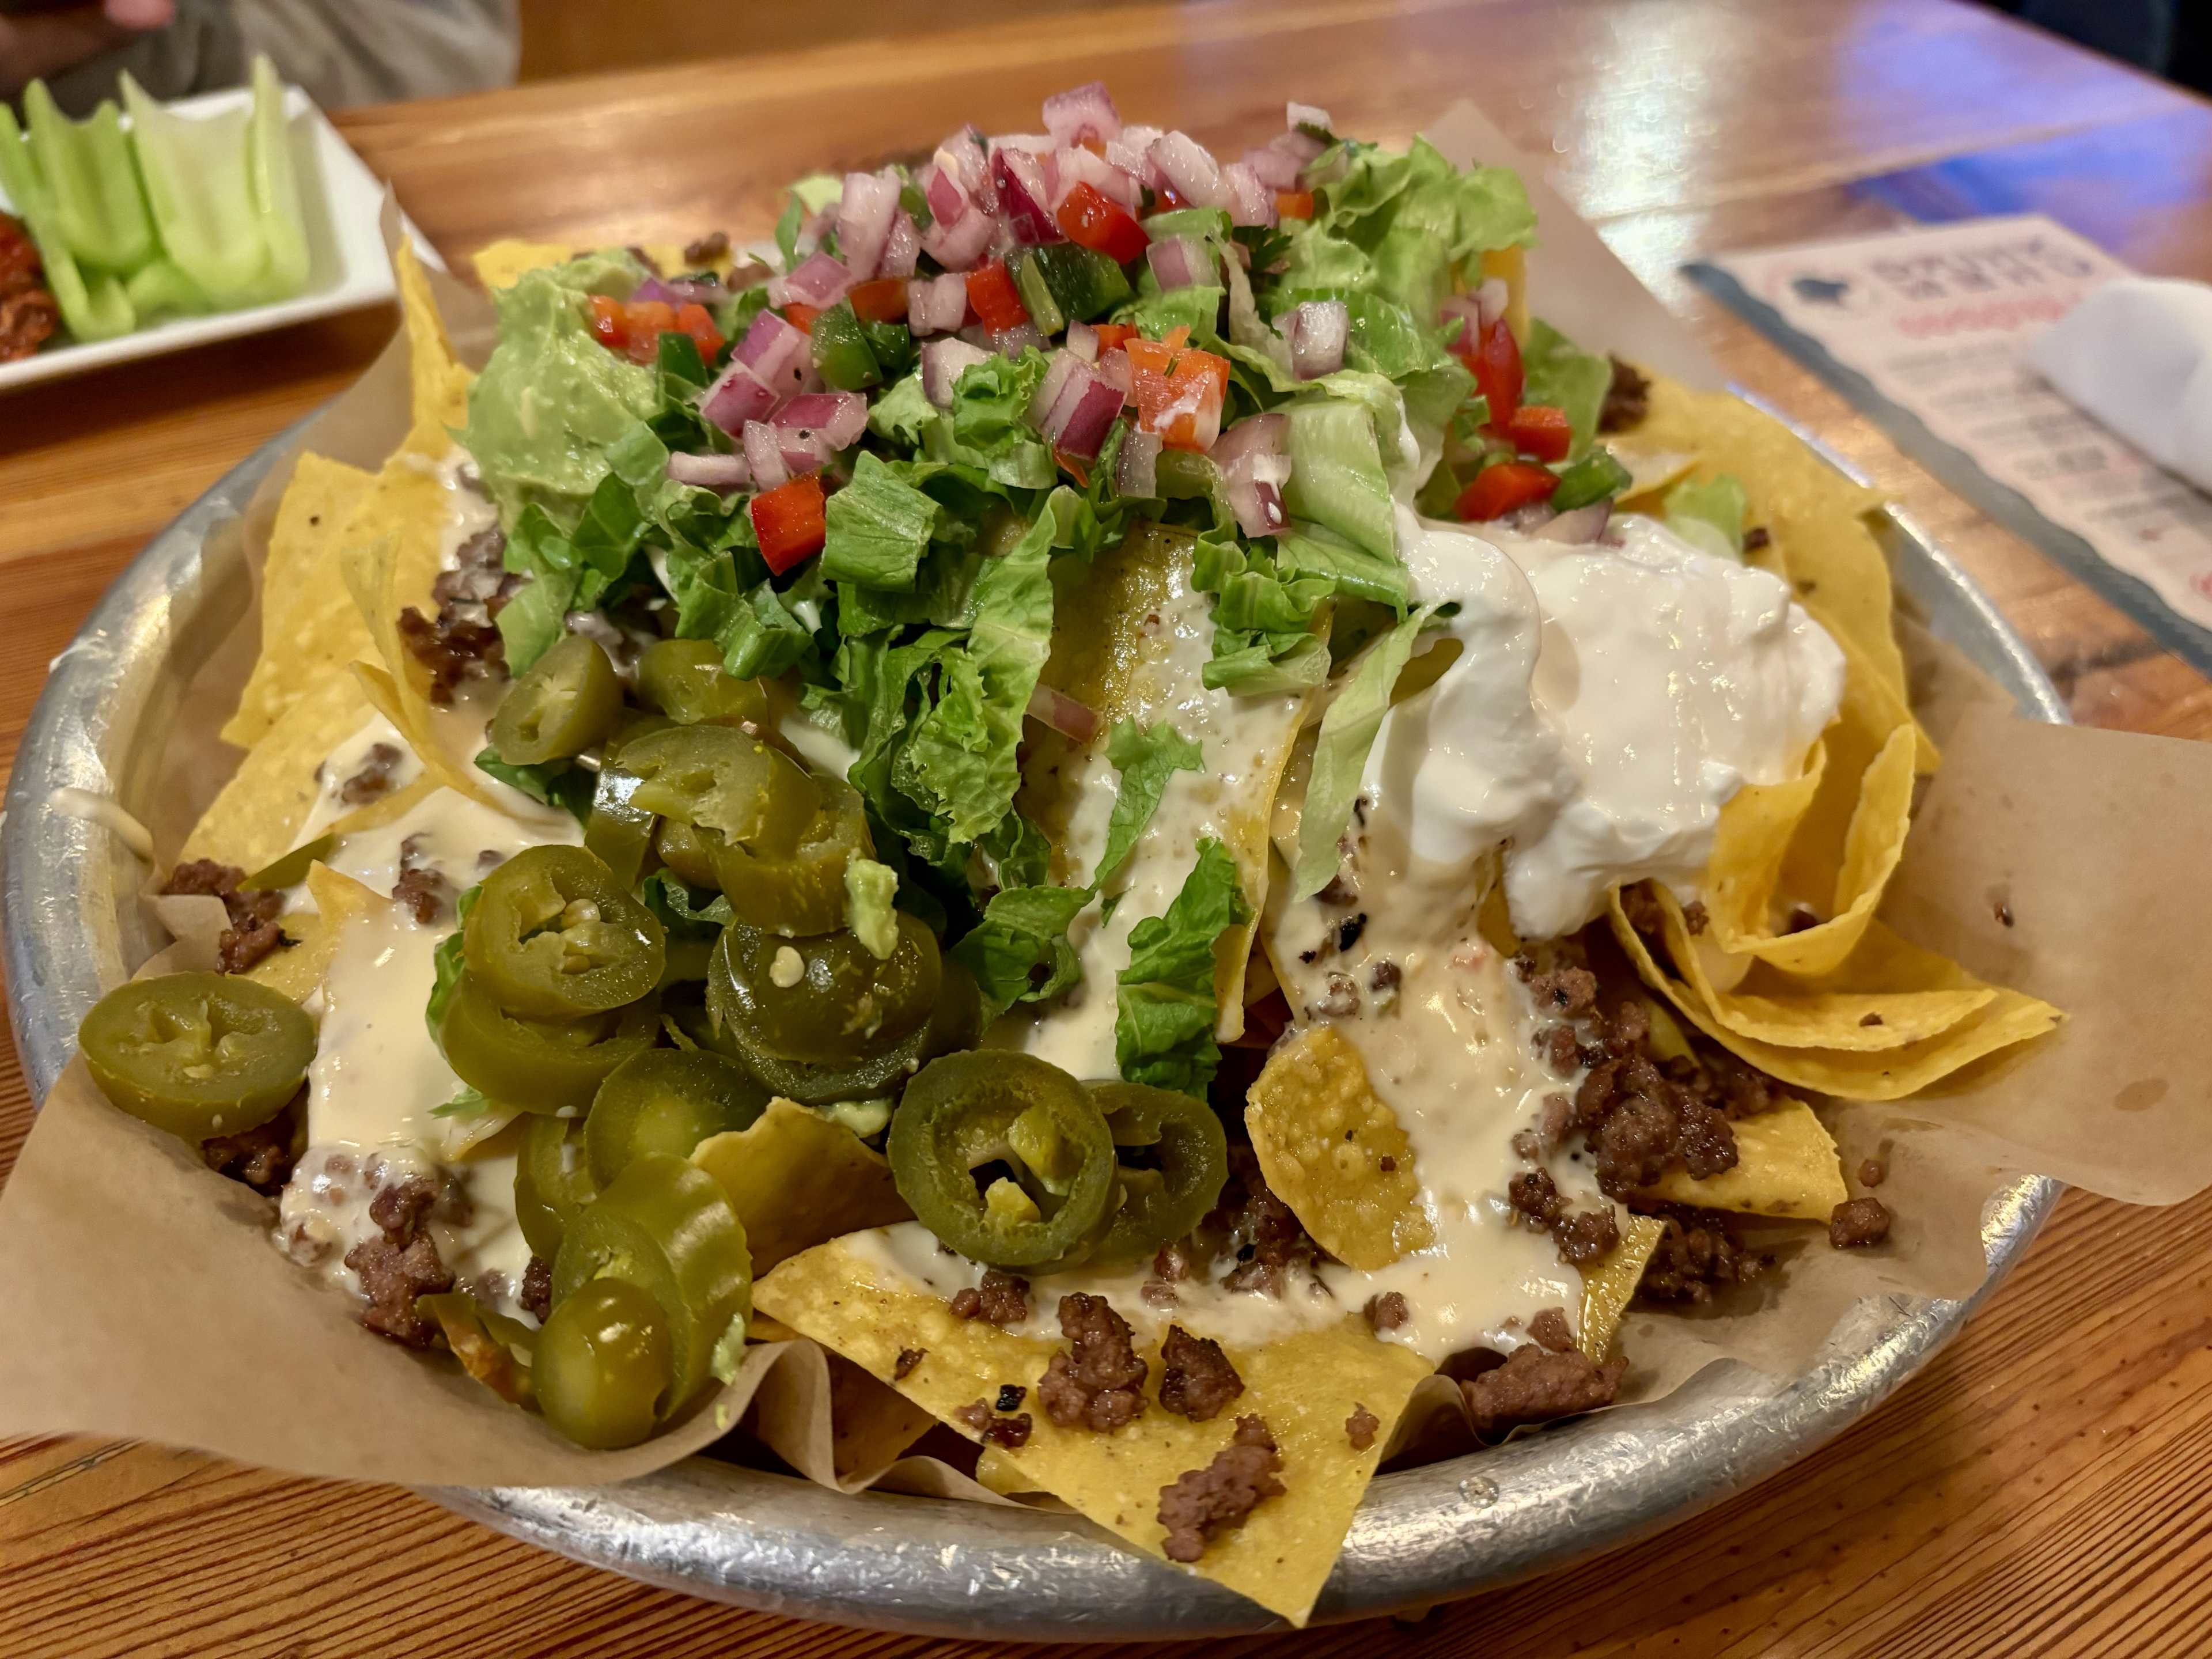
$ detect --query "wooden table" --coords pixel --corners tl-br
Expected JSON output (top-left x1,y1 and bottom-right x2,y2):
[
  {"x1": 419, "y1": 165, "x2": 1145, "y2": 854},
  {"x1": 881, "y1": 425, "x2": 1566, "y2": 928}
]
[{"x1": 4, "y1": 2, "x2": 2209, "y2": 1653}]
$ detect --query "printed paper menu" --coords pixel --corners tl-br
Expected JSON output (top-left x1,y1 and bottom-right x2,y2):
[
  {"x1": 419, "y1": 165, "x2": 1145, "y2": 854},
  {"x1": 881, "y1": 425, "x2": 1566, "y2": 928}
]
[{"x1": 1699, "y1": 214, "x2": 2212, "y2": 641}]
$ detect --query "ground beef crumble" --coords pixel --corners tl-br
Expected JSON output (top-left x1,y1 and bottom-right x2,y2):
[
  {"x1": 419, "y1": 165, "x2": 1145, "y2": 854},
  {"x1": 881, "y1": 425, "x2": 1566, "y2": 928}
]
[
  {"x1": 200, "y1": 1093, "x2": 302, "y2": 1195},
  {"x1": 683, "y1": 230, "x2": 730, "y2": 266},
  {"x1": 1037, "y1": 1293, "x2": 1147, "y2": 1432},
  {"x1": 950, "y1": 1268, "x2": 1031, "y2": 1326},
  {"x1": 400, "y1": 527, "x2": 515, "y2": 703},
  {"x1": 1526, "y1": 1307, "x2": 1575, "y2": 1353},
  {"x1": 1830, "y1": 1197, "x2": 1892, "y2": 1249},
  {"x1": 955, "y1": 1400, "x2": 1034, "y2": 1449},
  {"x1": 1158, "y1": 1325, "x2": 1244, "y2": 1422},
  {"x1": 1204, "y1": 1146, "x2": 1319, "y2": 1294},
  {"x1": 344, "y1": 1173, "x2": 454, "y2": 1349},
  {"x1": 894, "y1": 1347, "x2": 926, "y2": 1380},
  {"x1": 1365, "y1": 1290, "x2": 1410, "y2": 1333},
  {"x1": 338, "y1": 741, "x2": 405, "y2": 806},
  {"x1": 520, "y1": 1256, "x2": 554, "y2": 1323},
  {"x1": 162, "y1": 858, "x2": 290, "y2": 975},
  {"x1": 1555, "y1": 1207, "x2": 1622, "y2": 1265},
  {"x1": 1635, "y1": 1208, "x2": 1768, "y2": 1304},
  {"x1": 1463, "y1": 1342, "x2": 1626, "y2": 1439},
  {"x1": 1345, "y1": 1404, "x2": 1381, "y2": 1451},
  {"x1": 1156, "y1": 1415, "x2": 1285, "y2": 1563},
  {"x1": 1597, "y1": 355, "x2": 1650, "y2": 433}
]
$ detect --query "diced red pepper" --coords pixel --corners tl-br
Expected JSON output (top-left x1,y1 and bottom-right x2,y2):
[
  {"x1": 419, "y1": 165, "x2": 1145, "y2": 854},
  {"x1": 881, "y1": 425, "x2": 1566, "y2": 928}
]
[
  {"x1": 1275, "y1": 189, "x2": 1315, "y2": 220},
  {"x1": 1127, "y1": 335, "x2": 1231, "y2": 452},
  {"x1": 1499, "y1": 403, "x2": 1571, "y2": 463},
  {"x1": 751, "y1": 475, "x2": 828, "y2": 573},
  {"x1": 1456, "y1": 315, "x2": 1524, "y2": 427},
  {"x1": 1160, "y1": 324, "x2": 1191, "y2": 350},
  {"x1": 1090, "y1": 321, "x2": 1138, "y2": 354},
  {"x1": 964, "y1": 259, "x2": 1028, "y2": 333},
  {"x1": 588, "y1": 294, "x2": 724, "y2": 365},
  {"x1": 1455, "y1": 460, "x2": 1558, "y2": 522},
  {"x1": 1054, "y1": 448, "x2": 1093, "y2": 486},
  {"x1": 782, "y1": 302, "x2": 822, "y2": 335},
  {"x1": 848, "y1": 276, "x2": 910, "y2": 323},
  {"x1": 1055, "y1": 180, "x2": 1150, "y2": 264}
]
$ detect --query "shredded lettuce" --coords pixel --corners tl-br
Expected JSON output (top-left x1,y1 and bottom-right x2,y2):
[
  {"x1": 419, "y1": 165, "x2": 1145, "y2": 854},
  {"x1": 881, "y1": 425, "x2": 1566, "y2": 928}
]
[
  {"x1": 473, "y1": 747, "x2": 596, "y2": 823},
  {"x1": 822, "y1": 453, "x2": 943, "y2": 589},
  {"x1": 1114, "y1": 838, "x2": 1251, "y2": 1094},
  {"x1": 869, "y1": 372, "x2": 936, "y2": 446},
  {"x1": 641, "y1": 872, "x2": 733, "y2": 940},
  {"x1": 1665, "y1": 473, "x2": 1749, "y2": 561},
  {"x1": 1291, "y1": 604, "x2": 1440, "y2": 898},
  {"x1": 1282, "y1": 399, "x2": 1395, "y2": 560},
  {"x1": 950, "y1": 884, "x2": 1092, "y2": 1024},
  {"x1": 775, "y1": 173, "x2": 843, "y2": 270},
  {"x1": 1095, "y1": 719, "x2": 1205, "y2": 890},
  {"x1": 1521, "y1": 318, "x2": 1613, "y2": 461},
  {"x1": 1274, "y1": 521, "x2": 1410, "y2": 613},
  {"x1": 423, "y1": 883, "x2": 482, "y2": 1038}
]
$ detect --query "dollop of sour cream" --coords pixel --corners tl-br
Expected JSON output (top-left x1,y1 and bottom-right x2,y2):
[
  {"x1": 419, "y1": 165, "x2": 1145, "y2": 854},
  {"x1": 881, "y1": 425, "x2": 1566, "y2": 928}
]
[{"x1": 1370, "y1": 506, "x2": 1844, "y2": 939}]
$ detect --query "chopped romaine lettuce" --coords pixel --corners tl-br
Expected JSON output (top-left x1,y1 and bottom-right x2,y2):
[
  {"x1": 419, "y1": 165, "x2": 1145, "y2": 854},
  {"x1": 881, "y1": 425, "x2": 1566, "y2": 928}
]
[
  {"x1": 1114, "y1": 837, "x2": 1251, "y2": 1094},
  {"x1": 1292, "y1": 604, "x2": 1440, "y2": 898},
  {"x1": 1665, "y1": 473, "x2": 1750, "y2": 560}
]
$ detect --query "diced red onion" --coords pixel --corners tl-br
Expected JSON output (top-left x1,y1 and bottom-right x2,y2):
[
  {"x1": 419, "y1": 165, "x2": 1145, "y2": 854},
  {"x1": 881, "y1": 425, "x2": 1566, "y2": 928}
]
[
  {"x1": 922, "y1": 337, "x2": 991, "y2": 407},
  {"x1": 1025, "y1": 682, "x2": 1101, "y2": 744},
  {"x1": 957, "y1": 324, "x2": 994, "y2": 350},
  {"x1": 1052, "y1": 143, "x2": 1142, "y2": 211},
  {"x1": 1149, "y1": 131, "x2": 1224, "y2": 209},
  {"x1": 768, "y1": 251, "x2": 854, "y2": 308},
  {"x1": 1222, "y1": 162, "x2": 1277, "y2": 229},
  {"x1": 1210, "y1": 411, "x2": 1290, "y2": 468},
  {"x1": 1286, "y1": 101, "x2": 1333, "y2": 132},
  {"x1": 1095, "y1": 347, "x2": 1131, "y2": 396},
  {"x1": 1269, "y1": 127, "x2": 1327, "y2": 168},
  {"x1": 880, "y1": 211, "x2": 921, "y2": 280},
  {"x1": 699, "y1": 362, "x2": 779, "y2": 434},
  {"x1": 1065, "y1": 320, "x2": 1099, "y2": 362},
  {"x1": 666, "y1": 450, "x2": 752, "y2": 492},
  {"x1": 836, "y1": 172, "x2": 900, "y2": 282},
  {"x1": 1027, "y1": 350, "x2": 1086, "y2": 431},
  {"x1": 633, "y1": 275, "x2": 727, "y2": 307},
  {"x1": 1041, "y1": 81, "x2": 1122, "y2": 147},
  {"x1": 993, "y1": 323, "x2": 1047, "y2": 358},
  {"x1": 991, "y1": 146, "x2": 1062, "y2": 245},
  {"x1": 1107, "y1": 124, "x2": 1164, "y2": 187},
  {"x1": 945, "y1": 127, "x2": 997, "y2": 210},
  {"x1": 1476, "y1": 277, "x2": 1510, "y2": 329},
  {"x1": 1146, "y1": 236, "x2": 1212, "y2": 291},
  {"x1": 923, "y1": 157, "x2": 971, "y2": 227},
  {"x1": 733, "y1": 309, "x2": 809, "y2": 401},
  {"x1": 1536, "y1": 502, "x2": 1612, "y2": 544},
  {"x1": 920, "y1": 205, "x2": 997, "y2": 271},
  {"x1": 1241, "y1": 145, "x2": 1304, "y2": 191},
  {"x1": 1439, "y1": 292, "x2": 1484, "y2": 335},
  {"x1": 774, "y1": 391, "x2": 869, "y2": 450},
  {"x1": 1115, "y1": 425, "x2": 1161, "y2": 497},
  {"x1": 1056, "y1": 378, "x2": 1125, "y2": 460},
  {"x1": 907, "y1": 271, "x2": 968, "y2": 336},
  {"x1": 743, "y1": 422, "x2": 790, "y2": 491},
  {"x1": 1504, "y1": 502, "x2": 1558, "y2": 534},
  {"x1": 1228, "y1": 476, "x2": 1289, "y2": 537},
  {"x1": 780, "y1": 429, "x2": 834, "y2": 475},
  {"x1": 1286, "y1": 300, "x2": 1348, "y2": 380}
]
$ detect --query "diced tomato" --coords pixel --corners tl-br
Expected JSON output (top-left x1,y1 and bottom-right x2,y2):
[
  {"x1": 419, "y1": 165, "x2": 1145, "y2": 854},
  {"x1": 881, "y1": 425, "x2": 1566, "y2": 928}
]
[
  {"x1": 964, "y1": 259, "x2": 1028, "y2": 333},
  {"x1": 1455, "y1": 460, "x2": 1558, "y2": 522},
  {"x1": 1153, "y1": 181, "x2": 1189, "y2": 211},
  {"x1": 1275, "y1": 189, "x2": 1315, "y2": 220},
  {"x1": 588, "y1": 294, "x2": 723, "y2": 365},
  {"x1": 1127, "y1": 335, "x2": 1231, "y2": 451},
  {"x1": 1090, "y1": 321, "x2": 1138, "y2": 354},
  {"x1": 751, "y1": 475, "x2": 828, "y2": 574},
  {"x1": 672, "y1": 302, "x2": 725, "y2": 363},
  {"x1": 1456, "y1": 315, "x2": 1523, "y2": 427},
  {"x1": 782, "y1": 302, "x2": 823, "y2": 335},
  {"x1": 1055, "y1": 181, "x2": 1150, "y2": 264},
  {"x1": 1499, "y1": 403, "x2": 1571, "y2": 463},
  {"x1": 1054, "y1": 448, "x2": 1093, "y2": 486},
  {"x1": 848, "y1": 276, "x2": 910, "y2": 323}
]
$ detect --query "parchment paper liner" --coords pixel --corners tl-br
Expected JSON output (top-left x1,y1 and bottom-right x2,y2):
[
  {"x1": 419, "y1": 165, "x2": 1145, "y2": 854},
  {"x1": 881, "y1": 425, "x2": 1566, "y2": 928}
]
[{"x1": 1, "y1": 106, "x2": 2206, "y2": 1525}]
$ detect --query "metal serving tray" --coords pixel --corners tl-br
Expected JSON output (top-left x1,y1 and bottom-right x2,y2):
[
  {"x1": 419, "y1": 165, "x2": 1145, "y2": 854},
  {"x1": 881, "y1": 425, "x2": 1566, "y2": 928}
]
[{"x1": 2, "y1": 422, "x2": 2066, "y2": 1639}]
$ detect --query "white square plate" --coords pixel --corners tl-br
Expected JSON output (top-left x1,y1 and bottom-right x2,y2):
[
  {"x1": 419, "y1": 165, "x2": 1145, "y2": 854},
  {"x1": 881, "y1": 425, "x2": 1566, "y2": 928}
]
[{"x1": 0, "y1": 82, "x2": 399, "y2": 393}]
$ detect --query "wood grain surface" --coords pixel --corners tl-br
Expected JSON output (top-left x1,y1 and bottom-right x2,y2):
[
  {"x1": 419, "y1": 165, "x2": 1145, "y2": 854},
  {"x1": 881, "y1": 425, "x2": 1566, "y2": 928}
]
[{"x1": 3, "y1": 2, "x2": 2209, "y2": 1654}]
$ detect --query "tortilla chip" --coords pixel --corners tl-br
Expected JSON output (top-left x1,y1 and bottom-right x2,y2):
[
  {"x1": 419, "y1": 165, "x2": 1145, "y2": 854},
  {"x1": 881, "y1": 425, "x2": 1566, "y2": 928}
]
[
  {"x1": 1578, "y1": 1214, "x2": 1664, "y2": 1362},
  {"x1": 975, "y1": 1444, "x2": 1041, "y2": 1498},
  {"x1": 756, "y1": 1235, "x2": 1433, "y2": 1626},
  {"x1": 181, "y1": 669, "x2": 375, "y2": 872},
  {"x1": 1024, "y1": 523, "x2": 1317, "y2": 1039},
  {"x1": 1609, "y1": 896, "x2": 2063, "y2": 1101},
  {"x1": 1638, "y1": 1099, "x2": 1848, "y2": 1220},
  {"x1": 221, "y1": 454, "x2": 380, "y2": 749},
  {"x1": 1245, "y1": 1026, "x2": 1433, "y2": 1270},
  {"x1": 691, "y1": 1100, "x2": 911, "y2": 1275},
  {"x1": 1612, "y1": 447, "x2": 1700, "y2": 505},
  {"x1": 242, "y1": 862, "x2": 384, "y2": 1003},
  {"x1": 469, "y1": 238, "x2": 574, "y2": 291},
  {"x1": 395, "y1": 241, "x2": 472, "y2": 452},
  {"x1": 1703, "y1": 741, "x2": 1826, "y2": 955}
]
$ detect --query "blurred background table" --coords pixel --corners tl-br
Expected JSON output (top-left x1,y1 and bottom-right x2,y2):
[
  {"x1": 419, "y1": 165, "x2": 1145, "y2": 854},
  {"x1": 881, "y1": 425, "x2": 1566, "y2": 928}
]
[{"x1": 3, "y1": 1, "x2": 2209, "y2": 1654}]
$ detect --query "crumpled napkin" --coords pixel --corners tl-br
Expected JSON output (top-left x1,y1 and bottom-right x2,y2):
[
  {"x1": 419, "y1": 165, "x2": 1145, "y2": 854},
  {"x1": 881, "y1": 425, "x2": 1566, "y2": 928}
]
[{"x1": 2028, "y1": 275, "x2": 2212, "y2": 493}]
